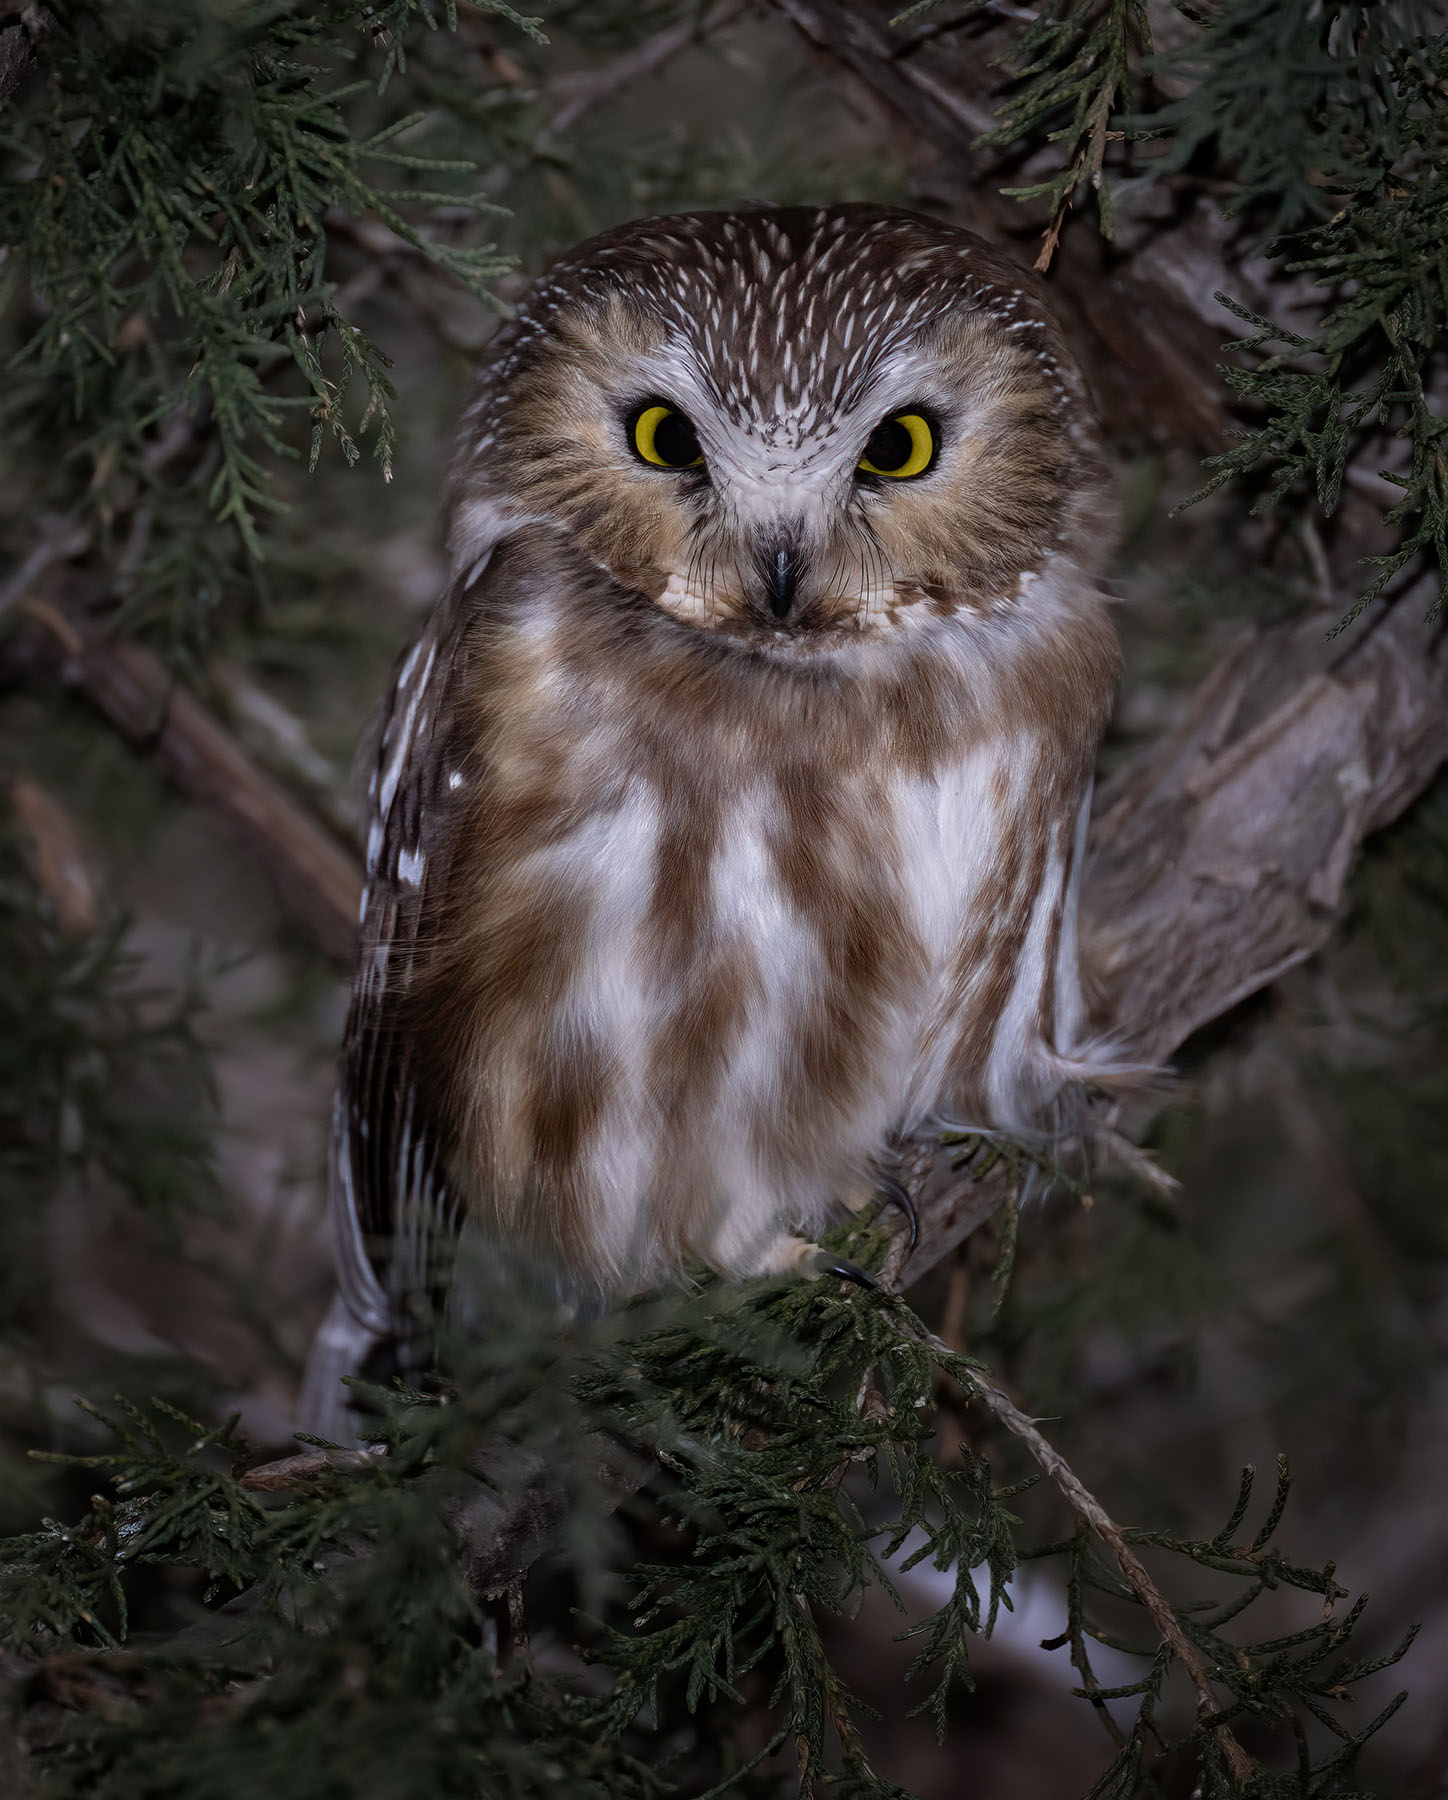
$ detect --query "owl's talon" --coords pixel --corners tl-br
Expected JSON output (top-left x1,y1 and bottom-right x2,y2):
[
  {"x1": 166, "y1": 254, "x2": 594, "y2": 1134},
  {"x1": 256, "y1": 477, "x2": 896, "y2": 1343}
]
[
  {"x1": 819, "y1": 1257, "x2": 878, "y2": 1291},
  {"x1": 875, "y1": 1176, "x2": 918, "y2": 1251}
]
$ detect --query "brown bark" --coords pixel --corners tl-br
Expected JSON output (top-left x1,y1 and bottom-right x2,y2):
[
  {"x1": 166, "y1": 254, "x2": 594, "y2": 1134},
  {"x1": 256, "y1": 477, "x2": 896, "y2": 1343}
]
[{"x1": 1085, "y1": 592, "x2": 1448, "y2": 1064}]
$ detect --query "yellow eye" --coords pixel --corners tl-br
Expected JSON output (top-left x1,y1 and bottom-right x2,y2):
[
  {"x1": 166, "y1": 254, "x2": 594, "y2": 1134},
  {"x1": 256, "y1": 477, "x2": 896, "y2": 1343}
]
[
  {"x1": 858, "y1": 412, "x2": 935, "y2": 479},
  {"x1": 632, "y1": 403, "x2": 704, "y2": 469}
]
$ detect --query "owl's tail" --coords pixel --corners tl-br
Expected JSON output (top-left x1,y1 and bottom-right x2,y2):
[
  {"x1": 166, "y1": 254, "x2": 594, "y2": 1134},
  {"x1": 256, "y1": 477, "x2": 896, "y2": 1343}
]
[{"x1": 298, "y1": 1291, "x2": 386, "y2": 1447}]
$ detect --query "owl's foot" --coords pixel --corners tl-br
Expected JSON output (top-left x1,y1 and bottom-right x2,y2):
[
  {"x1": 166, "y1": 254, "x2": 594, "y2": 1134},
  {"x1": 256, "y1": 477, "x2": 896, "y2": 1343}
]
[
  {"x1": 750, "y1": 1234, "x2": 878, "y2": 1290},
  {"x1": 841, "y1": 1171, "x2": 919, "y2": 1251}
]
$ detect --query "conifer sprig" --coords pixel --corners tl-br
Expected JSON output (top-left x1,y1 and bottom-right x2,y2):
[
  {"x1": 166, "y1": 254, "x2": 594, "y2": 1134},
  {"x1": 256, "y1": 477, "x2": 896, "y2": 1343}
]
[
  {"x1": 1160, "y1": 10, "x2": 1448, "y2": 627},
  {"x1": 890, "y1": 0, "x2": 1150, "y2": 266},
  {"x1": 0, "y1": 0, "x2": 523, "y2": 632}
]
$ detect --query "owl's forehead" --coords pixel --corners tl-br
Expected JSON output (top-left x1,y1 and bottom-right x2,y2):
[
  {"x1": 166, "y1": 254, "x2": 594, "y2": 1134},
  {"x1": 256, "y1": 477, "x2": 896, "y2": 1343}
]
[{"x1": 510, "y1": 207, "x2": 1054, "y2": 441}]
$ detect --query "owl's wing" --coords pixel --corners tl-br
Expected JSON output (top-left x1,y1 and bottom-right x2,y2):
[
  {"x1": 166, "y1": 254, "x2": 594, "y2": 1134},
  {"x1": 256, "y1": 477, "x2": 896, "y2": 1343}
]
[{"x1": 323, "y1": 552, "x2": 495, "y2": 1380}]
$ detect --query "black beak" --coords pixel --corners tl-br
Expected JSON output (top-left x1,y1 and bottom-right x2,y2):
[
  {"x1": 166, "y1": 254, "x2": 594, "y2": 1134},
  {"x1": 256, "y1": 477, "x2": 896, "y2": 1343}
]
[{"x1": 761, "y1": 541, "x2": 804, "y2": 620}]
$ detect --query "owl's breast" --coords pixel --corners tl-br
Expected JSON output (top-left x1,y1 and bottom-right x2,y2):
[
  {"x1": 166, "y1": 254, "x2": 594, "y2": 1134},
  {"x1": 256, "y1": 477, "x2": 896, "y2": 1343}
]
[{"x1": 422, "y1": 566, "x2": 1099, "y2": 1285}]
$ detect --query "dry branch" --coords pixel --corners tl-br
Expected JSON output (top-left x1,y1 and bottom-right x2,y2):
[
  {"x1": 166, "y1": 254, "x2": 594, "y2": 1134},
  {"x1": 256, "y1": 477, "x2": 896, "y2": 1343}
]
[
  {"x1": 8, "y1": 595, "x2": 363, "y2": 963},
  {"x1": 1085, "y1": 592, "x2": 1448, "y2": 1062}
]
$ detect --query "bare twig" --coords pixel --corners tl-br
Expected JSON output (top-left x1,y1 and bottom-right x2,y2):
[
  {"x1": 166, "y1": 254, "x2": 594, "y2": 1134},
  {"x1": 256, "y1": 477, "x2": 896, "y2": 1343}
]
[
  {"x1": 0, "y1": 515, "x2": 93, "y2": 619},
  {"x1": 238, "y1": 1447, "x2": 385, "y2": 1491},
  {"x1": 543, "y1": 0, "x2": 751, "y2": 139},
  {"x1": 208, "y1": 657, "x2": 358, "y2": 838},
  {"x1": 475, "y1": 0, "x2": 751, "y2": 203}
]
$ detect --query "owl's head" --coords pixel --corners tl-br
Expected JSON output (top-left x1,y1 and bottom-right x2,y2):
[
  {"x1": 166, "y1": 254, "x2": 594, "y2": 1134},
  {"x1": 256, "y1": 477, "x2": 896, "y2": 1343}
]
[{"x1": 451, "y1": 206, "x2": 1111, "y2": 651}]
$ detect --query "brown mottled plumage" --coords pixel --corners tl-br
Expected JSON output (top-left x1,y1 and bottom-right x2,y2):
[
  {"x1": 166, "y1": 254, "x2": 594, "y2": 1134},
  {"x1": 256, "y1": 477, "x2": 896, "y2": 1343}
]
[{"x1": 303, "y1": 205, "x2": 1121, "y2": 1424}]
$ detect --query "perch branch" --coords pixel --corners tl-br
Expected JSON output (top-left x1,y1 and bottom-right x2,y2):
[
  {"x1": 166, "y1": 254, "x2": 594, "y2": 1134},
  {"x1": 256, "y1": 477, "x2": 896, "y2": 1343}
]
[{"x1": 1084, "y1": 592, "x2": 1448, "y2": 1061}]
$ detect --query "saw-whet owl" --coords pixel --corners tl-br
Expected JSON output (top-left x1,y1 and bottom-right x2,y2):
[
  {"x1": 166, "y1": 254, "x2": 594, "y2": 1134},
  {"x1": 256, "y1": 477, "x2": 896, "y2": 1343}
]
[{"x1": 312, "y1": 204, "x2": 1121, "y2": 1402}]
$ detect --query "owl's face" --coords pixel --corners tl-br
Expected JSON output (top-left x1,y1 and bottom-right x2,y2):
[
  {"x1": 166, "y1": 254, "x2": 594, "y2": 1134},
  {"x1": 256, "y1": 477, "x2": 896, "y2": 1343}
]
[{"x1": 452, "y1": 207, "x2": 1110, "y2": 651}]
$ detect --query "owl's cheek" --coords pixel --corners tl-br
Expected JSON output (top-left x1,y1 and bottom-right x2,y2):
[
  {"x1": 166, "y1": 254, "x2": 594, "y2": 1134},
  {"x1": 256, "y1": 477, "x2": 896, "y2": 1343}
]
[
  {"x1": 563, "y1": 482, "x2": 695, "y2": 590},
  {"x1": 870, "y1": 471, "x2": 1054, "y2": 610}
]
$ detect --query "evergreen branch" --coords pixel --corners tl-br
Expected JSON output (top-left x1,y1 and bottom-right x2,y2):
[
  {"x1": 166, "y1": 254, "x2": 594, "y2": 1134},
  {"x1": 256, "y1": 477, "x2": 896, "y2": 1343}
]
[
  {"x1": 1, "y1": 1265, "x2": 1411, "y2": 1794},
  {"x1": 986, "y1": 0, "x2": 1150, "y2": 268}
]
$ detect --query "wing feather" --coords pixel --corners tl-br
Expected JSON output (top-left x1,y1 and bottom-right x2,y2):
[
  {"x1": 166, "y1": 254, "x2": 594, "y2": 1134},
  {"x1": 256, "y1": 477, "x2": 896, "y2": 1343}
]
[{"x1": 325, "y1": 553, "x2": 494, "y2": 1366}]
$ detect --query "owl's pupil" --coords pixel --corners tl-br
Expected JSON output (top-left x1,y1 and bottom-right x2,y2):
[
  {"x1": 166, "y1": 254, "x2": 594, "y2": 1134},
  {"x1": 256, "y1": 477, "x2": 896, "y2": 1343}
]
[
  {"x1": 865, "y1": 418, "x2": 913, "y2": 472},
  {"x1": 653, "y1": 410, "x2": 701, "y2": 467}
]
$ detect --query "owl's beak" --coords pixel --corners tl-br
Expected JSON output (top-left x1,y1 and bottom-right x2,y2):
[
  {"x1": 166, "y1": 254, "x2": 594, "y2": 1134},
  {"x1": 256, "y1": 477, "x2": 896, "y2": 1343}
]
[{"x1": 760, "y1": 539, "x2": 804, "y2": 620}]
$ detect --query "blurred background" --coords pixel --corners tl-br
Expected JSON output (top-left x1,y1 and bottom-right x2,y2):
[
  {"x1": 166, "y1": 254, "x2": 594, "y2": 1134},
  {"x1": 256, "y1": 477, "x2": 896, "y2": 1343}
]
[{"x1": 1, "y1": 2, "x2": 1445, "y2": 1794}]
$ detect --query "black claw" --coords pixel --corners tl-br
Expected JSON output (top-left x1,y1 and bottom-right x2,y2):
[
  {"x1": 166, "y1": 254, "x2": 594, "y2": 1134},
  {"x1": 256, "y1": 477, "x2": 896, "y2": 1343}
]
[
  {"x1": 822, "y1": 1258, "x2": 878, "y2": 1290},
  {"x1": 876, "y1": 1176, "x2": 918, "y2": 1251}
]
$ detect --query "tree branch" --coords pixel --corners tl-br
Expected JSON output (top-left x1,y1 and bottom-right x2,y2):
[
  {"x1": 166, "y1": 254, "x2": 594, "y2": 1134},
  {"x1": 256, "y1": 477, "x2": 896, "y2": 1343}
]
[
  {"x1": 1085, "y1": 590, "x2": 1448, "y2": 1062},
  {"x1": 8, "y1": 594, "x2": 363, "y2": 963}
]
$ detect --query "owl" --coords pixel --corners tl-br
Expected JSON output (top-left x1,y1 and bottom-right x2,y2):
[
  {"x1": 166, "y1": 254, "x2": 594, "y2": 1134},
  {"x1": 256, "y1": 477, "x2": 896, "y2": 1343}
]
[{"x1": 303, "y1": 205, "x2": 1120, "y2": 1425}]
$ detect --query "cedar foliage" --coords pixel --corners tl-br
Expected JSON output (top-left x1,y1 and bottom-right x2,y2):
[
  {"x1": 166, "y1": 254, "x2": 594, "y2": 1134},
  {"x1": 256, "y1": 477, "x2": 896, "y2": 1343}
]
[
  {"x1": 0, "y1": 0, "x2": 522, "y2": 635},
  {"x1": 1, "y1": 2, "x2": 1444, "y2": 1796},
  {"x1": 0, "y1": 1252, "x2": 1414, "y2": 1798}
]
